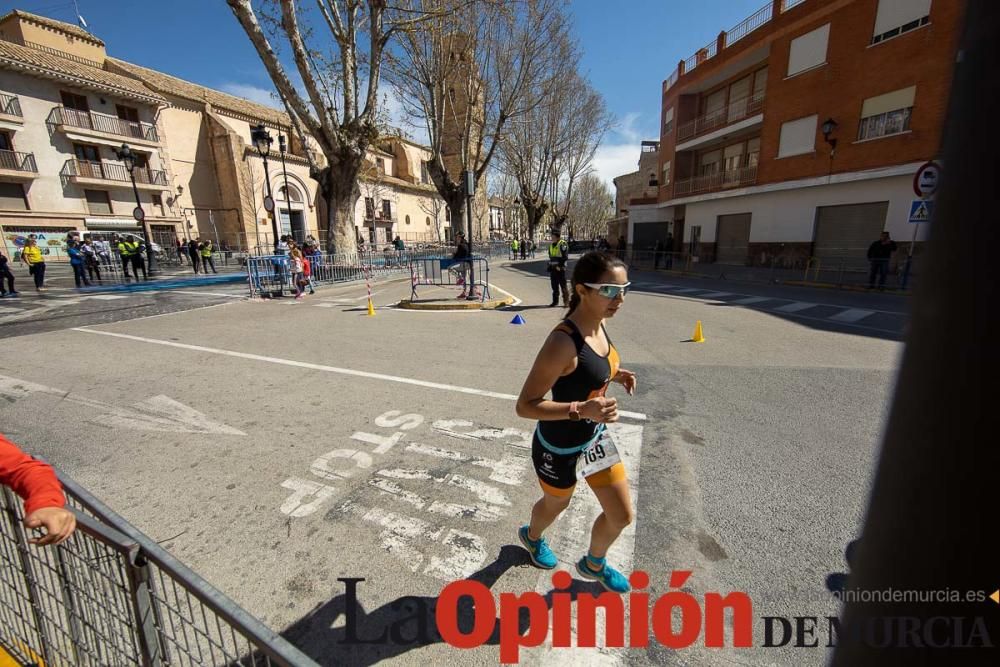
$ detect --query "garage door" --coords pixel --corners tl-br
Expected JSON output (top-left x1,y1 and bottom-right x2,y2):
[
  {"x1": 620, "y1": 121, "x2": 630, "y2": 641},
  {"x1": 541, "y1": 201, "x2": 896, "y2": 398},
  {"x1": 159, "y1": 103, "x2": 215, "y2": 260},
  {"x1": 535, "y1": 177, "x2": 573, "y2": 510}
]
[
  {"x1": 715, "y1": 213, "x2": 751, "y2": 265},
  {"x1": 813, "y1": 202, "x2": 888, "y2": 268}
]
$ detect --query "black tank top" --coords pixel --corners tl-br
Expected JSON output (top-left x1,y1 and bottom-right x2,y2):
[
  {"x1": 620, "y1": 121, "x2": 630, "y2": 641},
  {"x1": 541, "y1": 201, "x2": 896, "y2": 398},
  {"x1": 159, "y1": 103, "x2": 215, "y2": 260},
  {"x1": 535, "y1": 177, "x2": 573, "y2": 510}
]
[{"x1": 537, "y1": 319, "x2": 620, "y2": 448}]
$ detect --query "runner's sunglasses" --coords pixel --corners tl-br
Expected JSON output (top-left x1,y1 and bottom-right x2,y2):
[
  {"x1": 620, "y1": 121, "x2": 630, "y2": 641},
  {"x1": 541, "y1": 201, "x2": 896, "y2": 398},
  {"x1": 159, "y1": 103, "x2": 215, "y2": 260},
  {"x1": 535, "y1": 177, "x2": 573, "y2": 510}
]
[{"x1": 583, "y1": 282, "x2": 631, "y2": 298}]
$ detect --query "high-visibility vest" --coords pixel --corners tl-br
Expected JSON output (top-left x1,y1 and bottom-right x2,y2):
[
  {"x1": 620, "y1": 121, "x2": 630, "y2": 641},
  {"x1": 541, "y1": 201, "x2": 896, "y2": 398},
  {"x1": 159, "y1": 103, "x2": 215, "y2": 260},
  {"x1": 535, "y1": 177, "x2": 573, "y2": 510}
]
[
  {"x1": 200, "y1": 244, "x2": 213, "y2": 258},
  {"x1": 118, "y1": 241, "x2": 138, "y2": 257},
  {"x1": 511, "y1": 240, "x2": 519, "y2": 250},
  {"x1": 548, "y1": 241, "x2": 567, "y2": 259}
]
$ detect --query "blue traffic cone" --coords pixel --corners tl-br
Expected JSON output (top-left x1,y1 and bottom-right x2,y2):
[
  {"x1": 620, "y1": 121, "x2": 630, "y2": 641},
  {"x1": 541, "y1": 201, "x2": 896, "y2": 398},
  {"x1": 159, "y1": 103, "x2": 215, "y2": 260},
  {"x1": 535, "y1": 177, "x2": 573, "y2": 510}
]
[{"x1": 510, "y1": 314, "x2": 526, "y2": 325}]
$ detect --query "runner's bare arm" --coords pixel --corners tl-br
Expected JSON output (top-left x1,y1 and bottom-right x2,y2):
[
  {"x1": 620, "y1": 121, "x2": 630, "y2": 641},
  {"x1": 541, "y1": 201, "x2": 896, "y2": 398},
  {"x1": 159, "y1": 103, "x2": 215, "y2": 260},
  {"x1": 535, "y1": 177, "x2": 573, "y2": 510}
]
[{"x1": 516, "y1": 332, "x2": 617, "y2": 422}]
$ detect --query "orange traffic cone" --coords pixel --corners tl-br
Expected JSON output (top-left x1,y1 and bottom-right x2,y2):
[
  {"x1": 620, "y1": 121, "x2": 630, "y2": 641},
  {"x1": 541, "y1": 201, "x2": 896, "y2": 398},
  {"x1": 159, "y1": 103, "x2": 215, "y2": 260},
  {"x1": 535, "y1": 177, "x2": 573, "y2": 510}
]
[{"x1": 691, "y1": 320, "x2": 705, "y2": 343}]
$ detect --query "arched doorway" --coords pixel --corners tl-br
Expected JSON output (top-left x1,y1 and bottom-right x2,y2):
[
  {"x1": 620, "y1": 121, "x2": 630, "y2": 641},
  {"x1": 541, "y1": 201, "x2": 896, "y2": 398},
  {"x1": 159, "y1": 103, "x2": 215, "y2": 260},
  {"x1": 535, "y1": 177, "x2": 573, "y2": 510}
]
[{"x1": 276, "y1": 182, "x2": 307, "y2": 242}]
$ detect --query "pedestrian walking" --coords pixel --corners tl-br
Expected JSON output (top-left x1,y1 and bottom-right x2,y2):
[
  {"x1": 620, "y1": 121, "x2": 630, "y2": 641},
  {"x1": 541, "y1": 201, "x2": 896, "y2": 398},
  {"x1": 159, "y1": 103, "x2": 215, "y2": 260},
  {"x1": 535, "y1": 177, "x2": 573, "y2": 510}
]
[
  {"x1": 1, "y1": 432, "x2": 77, "y2": 546},
  {"x1": 546, "y1": 229, "x2": 570, "y2": 307},
  {"x1": 67, "y1": 240, "x2": 90, "y2": 288},
  {"x1": 867, "y1": 231, "x2": 897, "y2": 290},
  {"x1": 515, "y1": 251, "x2": 636, "y2": 593},
  {"x1": 20, "y1": 237, "x2": 46, "y2": 291},
  {"x1": 451, "y1": 231, "x2": 474, "y2": 298},
  {"x1": 200, "y1": 239, "x2": 218, "y2": 274},
  {"x1": 187, "y1": 238, "x2": 200, "y2": 273},
  {"x1": 1, "y1": 251, "x2": 18, "y2": 296},
  {"x1": 289, "y1": 247, "x2": 306, "y2": 300},
  {"x1": 302, "y1": 254, "x2": 316, "y2": 294}
]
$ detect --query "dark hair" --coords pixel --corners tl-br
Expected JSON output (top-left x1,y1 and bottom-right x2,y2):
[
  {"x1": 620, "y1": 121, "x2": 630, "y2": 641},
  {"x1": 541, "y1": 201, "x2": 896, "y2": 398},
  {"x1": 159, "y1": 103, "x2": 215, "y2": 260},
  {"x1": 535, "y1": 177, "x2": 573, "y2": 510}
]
[{"x1": 567, "y1": 251, "x2": 627, "y2": 314}]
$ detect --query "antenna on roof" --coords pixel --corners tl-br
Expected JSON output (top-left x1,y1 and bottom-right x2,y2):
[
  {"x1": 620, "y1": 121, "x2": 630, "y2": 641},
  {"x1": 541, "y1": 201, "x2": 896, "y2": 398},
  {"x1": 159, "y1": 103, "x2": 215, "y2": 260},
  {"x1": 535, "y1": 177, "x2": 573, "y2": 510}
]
[{"x1": 72, "y1": 0, "x2": 88, "y2": 29}]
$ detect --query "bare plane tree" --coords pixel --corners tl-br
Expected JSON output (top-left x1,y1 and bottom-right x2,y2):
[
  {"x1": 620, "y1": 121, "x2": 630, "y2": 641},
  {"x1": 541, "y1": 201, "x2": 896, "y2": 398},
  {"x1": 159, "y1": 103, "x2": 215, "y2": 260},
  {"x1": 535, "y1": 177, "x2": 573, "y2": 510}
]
[
  {"x1": 568, "y1": 172, "x2": 613, "y2": 242},
  {"x1": 388, "y1": 0, "x2": 570, "y2": 245},
  {"x1": 227, "y1": 0, "x2": 434, "y2": 254},
  {"x1": 500, "y1": 67, "x2": 611, "y2": 241}
]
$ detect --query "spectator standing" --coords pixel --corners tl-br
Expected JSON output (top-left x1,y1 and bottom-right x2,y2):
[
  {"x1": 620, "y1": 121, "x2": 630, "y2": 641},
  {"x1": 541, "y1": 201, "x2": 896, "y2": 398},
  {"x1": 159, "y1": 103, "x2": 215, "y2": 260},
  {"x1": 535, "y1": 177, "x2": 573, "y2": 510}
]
[
  {"x1": 302, "y1": 254, "x2": 316, "y2": 295},
  {"x1": 1, "y1": 433, "x2": 76, "y2": 546},
  {"x1": 81, "y1": 237, "x2": 101, "y2": 282},
  {"x1": 176, "y1": 238, "x2": 186, "y2": 263},
  {"x1": 200, "y1": 239, "x2": 218, "y2": 274},
  {"x1": 93, "y1": 235, "x2": 112, "y2": 269},
  {"x1": 20, "y1": 237, "x2": 46, "y2": 292},
  {"x1": 1, "y1": 251, "x2": 17, "y2": 296},
  {"x1": 867, "y1": 231, "x2": 897, "y2": 290},
  {"x1": 653, "y1": 238, "x2": 664, "y2": 270},
  {"x1": 67, "y1": 240, "x2": 90, "y2": 288},
  {"x1": 664, "y1": 232, "x2": 674, "y2": 269}
]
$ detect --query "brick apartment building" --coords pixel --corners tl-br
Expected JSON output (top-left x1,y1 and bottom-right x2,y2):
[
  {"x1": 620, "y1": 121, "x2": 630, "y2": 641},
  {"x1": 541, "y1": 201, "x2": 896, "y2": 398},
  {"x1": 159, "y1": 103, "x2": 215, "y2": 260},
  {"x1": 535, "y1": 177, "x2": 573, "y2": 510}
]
[{"x1": 627, "y1": 0, "x2": 963, "y2": 269}]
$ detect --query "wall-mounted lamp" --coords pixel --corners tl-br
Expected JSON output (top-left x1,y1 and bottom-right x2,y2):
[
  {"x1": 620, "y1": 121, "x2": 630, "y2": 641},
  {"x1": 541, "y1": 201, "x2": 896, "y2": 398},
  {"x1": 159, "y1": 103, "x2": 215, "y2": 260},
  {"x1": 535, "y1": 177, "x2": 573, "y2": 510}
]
[{"x1": 821, "y1": 117, "x2": 839, "y2": 155}]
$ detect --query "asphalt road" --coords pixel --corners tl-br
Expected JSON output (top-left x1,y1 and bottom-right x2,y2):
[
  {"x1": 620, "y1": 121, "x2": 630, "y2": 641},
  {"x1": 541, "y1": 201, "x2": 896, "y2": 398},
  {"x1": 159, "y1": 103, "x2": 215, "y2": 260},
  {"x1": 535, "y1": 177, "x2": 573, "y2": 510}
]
[{"x1": 0, "y1": 258, "x2": 907, "y2": 665}]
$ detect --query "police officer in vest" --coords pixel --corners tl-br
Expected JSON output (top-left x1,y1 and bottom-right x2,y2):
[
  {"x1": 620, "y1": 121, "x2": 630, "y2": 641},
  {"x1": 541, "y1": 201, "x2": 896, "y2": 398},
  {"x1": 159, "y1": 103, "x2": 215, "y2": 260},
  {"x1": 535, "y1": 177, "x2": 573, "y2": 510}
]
[
  {"x1": 547, "y1": 228, "x2": 570, "y2": 307},
  {"x1": 119, "y1": 235, "x2": 147, "y2": 280}
]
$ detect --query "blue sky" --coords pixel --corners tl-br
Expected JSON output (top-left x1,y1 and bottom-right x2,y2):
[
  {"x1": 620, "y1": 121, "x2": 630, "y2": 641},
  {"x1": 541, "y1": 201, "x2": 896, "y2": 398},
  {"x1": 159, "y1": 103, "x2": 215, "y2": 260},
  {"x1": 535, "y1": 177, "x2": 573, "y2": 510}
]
[{"x1": 2, "y1": 0, "x2": 768, "y2": 188}]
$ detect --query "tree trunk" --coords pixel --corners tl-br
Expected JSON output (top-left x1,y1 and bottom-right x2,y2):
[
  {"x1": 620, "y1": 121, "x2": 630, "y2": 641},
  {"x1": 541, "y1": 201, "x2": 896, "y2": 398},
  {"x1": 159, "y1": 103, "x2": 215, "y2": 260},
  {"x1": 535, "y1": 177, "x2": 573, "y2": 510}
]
[
  {"x1": 315, "y1": 160, "x2": 361, "y2": 256},
  {"x1": 444, "y1": 193, "x2": 466, "y2": 242}
]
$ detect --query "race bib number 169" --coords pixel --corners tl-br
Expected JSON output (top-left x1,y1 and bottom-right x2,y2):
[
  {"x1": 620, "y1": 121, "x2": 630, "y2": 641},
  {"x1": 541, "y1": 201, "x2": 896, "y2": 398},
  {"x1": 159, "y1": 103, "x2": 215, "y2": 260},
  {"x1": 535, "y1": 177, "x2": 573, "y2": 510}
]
[{"x1": 575, "y1": 430, "x2": 621, "y2": 480}]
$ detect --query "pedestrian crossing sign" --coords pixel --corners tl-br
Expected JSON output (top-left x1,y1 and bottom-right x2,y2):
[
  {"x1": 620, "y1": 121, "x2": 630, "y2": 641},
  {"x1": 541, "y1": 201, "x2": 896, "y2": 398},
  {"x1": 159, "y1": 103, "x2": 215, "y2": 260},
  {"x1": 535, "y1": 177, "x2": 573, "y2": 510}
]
[{"x1": 908, "y1": 199, "x2": 933, "y2": 224}]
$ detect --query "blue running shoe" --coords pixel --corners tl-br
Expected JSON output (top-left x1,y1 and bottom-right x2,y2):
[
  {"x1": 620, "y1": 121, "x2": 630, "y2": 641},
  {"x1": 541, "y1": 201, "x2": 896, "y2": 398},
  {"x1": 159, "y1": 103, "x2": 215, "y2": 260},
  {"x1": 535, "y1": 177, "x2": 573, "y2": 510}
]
[
  {"x1": 518, "y1": 525, "x2": 558, "y2": 569},
  {"x1": 575, "y1": 555, "x2": 631, "y2": 593}
]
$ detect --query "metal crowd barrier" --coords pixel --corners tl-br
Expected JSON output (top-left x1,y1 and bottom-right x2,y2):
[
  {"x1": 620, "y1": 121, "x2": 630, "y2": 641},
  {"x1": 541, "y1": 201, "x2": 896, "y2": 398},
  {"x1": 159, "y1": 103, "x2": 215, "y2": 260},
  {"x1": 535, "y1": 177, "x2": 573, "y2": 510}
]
[
  {"x1": 1, "y1": 475, "x2": 317, "y2": 667},
  {"x1": 409, "y1": 256, "x2": 492, "y2": 302},
  {"x1": 245, "y1": 251, "x2": 416, "y2": 298}
]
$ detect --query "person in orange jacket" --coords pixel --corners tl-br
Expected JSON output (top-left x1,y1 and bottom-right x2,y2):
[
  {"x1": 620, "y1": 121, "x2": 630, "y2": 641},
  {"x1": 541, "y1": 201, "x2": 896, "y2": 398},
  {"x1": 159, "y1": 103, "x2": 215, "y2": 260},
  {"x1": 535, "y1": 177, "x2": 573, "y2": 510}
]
[{"x1": 0, "y1": 433, "x2": 76, "y2": 546}]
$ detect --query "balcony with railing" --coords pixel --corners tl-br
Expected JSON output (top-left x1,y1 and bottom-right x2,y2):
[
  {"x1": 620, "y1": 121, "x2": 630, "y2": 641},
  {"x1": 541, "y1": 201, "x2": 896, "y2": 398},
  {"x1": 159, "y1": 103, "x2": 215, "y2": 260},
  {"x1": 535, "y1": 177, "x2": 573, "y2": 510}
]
[
  {"x1": 0, "y1": 149, "x2": 38, "y2": 179},
  {"x1": 0, "y1": 92, "x2": 23, "y2": 120},
  {"x1": 365, "y1": 210, "x2": 398, "y2": 224},
  {"x1": 49, "y1": 106, "x2": 159, "y2": 146},
  {"x1": 676, "y1": 91, "x2": 766, "y2": 145},
  {"x1": 61, "y1": 159, "x2": 168, "y2": 190},
  {"x1": 672, "y1": 164, "x2": 758, "y2": 197}
]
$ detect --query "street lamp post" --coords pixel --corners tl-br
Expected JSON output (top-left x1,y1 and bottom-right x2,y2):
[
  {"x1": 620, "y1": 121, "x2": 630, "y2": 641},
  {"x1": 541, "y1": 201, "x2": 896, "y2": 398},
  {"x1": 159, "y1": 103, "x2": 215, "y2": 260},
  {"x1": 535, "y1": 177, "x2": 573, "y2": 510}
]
[
  {"x1": 251, "y1": 124, "x2": 278, "y2": 252},
  {"x1": 279, "y1": 133, "x2": 291, "y2": 241},
  {"x1": 115, "y1": 143, "x2": 155, "y2": 276}
]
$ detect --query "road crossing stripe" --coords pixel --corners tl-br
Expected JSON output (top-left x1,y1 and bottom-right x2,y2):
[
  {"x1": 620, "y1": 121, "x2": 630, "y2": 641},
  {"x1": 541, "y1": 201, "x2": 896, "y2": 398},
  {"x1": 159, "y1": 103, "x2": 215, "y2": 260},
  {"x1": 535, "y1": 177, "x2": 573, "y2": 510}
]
[
  {"x1": 671, "y1": 287, "x2": 703, "y2": 293},
  {"x1": 829, "y1": 308, "x2": 875, "y2": 323},
  {"x1": 0, "y1": 306, "x2": 23, "y2": 314},
  {"x1": 732, "y1": 296, "x2": 770, "y2": 304},
  {"x1": 774, "y1": 301, "x2": 816, "y2": 313},
  {"x1": 699, "y1": 291, "x2": 732, "y2": 298},
  {"x1": 71, "y1": 328, "x2": 649, "y2": 421}
]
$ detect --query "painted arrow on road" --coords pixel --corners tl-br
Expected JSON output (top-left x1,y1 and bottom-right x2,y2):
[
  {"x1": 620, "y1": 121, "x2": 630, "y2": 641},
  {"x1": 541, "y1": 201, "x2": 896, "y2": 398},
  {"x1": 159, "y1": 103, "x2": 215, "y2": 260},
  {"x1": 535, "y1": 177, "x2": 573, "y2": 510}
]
[{"x1": 0, "y1": 374, "x2": 245, "y2": 435}]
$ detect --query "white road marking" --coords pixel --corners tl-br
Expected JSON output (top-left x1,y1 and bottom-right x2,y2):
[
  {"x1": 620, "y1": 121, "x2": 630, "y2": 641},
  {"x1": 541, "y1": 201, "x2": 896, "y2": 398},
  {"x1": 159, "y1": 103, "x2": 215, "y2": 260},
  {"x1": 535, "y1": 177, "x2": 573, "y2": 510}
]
[
  {"x1": 671, "y1": 287, "x2": 704, "y2": 294},
  {"x1": 699, "y1": 291, "x2": 732, "y2": 299},
  {"x1": 85, "y1": 294, "x2": 129, "y2": 300},
  {"x1": 0, "y1": 306, "x2": 23, "y2": 314},
  {"x1": 70, "y1": 328, "x2": 650, "y2": 421},
  {"x1": 0, "y1": 374, "x2": 245, "y2": 435},
  {"x1": 774, "y1": 301, "x2": 817, "y2": 313},
  {"x1": 732, "y1": 296, "x2": 770, "y2": 305},
  {"x1": 829, "y1": 308, "x2": 875, "y2": 323}
]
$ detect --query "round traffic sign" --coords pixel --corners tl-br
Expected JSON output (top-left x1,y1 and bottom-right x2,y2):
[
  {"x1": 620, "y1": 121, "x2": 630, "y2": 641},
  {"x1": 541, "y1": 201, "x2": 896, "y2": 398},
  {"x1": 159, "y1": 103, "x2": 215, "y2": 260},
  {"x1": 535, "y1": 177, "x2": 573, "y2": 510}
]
[
  {"x1": 263, "y1": 195, "x2": 275, "y2": 212},
  {"x1": 132, "y1": 206, "x2": 145, "y2": 222},
  {"x1": 914, "y1": 161, "x2": 941, "y2": 198}
]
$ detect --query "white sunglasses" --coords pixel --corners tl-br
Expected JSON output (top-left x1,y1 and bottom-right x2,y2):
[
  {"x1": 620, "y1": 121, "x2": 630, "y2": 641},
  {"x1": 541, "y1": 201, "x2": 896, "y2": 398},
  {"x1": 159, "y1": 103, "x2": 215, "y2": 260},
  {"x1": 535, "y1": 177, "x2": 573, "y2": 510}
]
[{"x1": 583, "y1": 282, "x2": 631, "y2": 298}]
